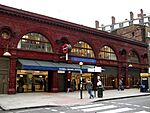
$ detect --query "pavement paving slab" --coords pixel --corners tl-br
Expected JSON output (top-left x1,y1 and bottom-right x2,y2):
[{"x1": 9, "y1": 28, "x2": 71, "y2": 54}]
[{"x1": 0, "y1": 89, "x2": 149, "y2": 111}]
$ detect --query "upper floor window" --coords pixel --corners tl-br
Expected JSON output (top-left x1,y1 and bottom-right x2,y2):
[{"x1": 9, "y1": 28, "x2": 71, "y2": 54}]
[
  {"x1": 71, "y1": 41, "x2": 95, "y2": 58},
  {"x1": 17, "y1": 33, "x2": 52, "y2": 53},
  {"x1": 98, "y1": 46, "x2": 117, "y2": 60},
  {"x1": 128, "y1": 51, "x2": 139, "y2": 63}
]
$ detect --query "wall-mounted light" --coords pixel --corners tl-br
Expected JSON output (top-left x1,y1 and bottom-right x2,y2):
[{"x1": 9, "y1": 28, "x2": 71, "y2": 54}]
[
  {"x1": 3, "y1": 51, "x2": 11, "y2": 56},
  {"x1": 3, "y1": 45, "x2": 11, "y2": 57},
  {"x1": 128, "y1": 64, "x2": 133, "y2": 67},
  {"x1": 20, "y1": 75, "x2": 23, "y2": 77},
  {"x1": 79, "y1": 62, "x2": 83, "y2": 66}
]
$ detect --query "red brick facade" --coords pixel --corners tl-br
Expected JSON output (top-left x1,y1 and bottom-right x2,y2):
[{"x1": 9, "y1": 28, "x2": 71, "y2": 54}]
[{"x1": 0, "y1": 5, "x2": 148, "y2": 94}]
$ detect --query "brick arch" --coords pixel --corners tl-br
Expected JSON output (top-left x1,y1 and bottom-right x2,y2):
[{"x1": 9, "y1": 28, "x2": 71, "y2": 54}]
[
  {"x1": 16, "y1": 31, "x2": 54, "y2": 53},
  {"x1": 127, "y1": 49, "x2": 141, "y2": 63},
  {"x1": 14, "y1": 28, "x2": 56, "y2": 52},
  {"x1": 71, "y1": 40, "x2": 96, "y2": 58},
  {"x1": 17, "y1": 29, "x2": 53, "y2": 43},
  {"x1": 98, "y1": 44, "x2": 118, "y2": 60}
]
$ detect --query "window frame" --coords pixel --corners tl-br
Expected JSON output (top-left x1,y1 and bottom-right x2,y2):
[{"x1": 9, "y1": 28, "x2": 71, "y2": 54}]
[
  {"x1": 99, "y1": 46, "x2": 117, "y2": 60},
  {"x1": 71, "y1": 41, "x2": 95, "y2": 58},
  {"x1": 17, "y1": 33, "x2": 52, "y2": 53}
]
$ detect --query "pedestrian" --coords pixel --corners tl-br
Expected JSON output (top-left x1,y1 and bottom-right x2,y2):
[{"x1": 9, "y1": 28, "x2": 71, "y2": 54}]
[
  {"x1": 31, "y1": 77, "x2": 35, "y2": 92},
  {"x1": 97, "y1": 79, "x2": 102, "y2": 87},
  {"x1": 43, "y1": 78, "x2": 46, "y2": 92},
  {"x1": 86, "y1": 79, "x2": 94, "y2": 99},
  {"x1": 97, "y1": 79, "x2": 104, "y2": 90},
  {"x1": 112, "y1": 79, "x2": 115, "y2": 89},
  {"x1": 97, "y1": 78, "x2": 104, "y2": 98},
  {"x1": 137, "y1": 79, "x2": 141, "y2": 89},
  {"x1": 118, "y1": 78, "x2": 124, "y2": 91},
  {"x1": 67, "y1": 79, "x2": 71, "y2": 93},
  {"x1": 72, "y1": 79, "x2": 76, "y2": 91},
  {"x1": 39, "y1": 77, "x2": 44, "y2": 90}
]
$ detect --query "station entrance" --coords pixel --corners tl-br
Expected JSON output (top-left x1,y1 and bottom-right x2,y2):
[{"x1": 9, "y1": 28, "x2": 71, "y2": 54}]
[
  {"x1": 16, "y1": 69, "x2": 95, "y2": 93},
  {"x1": 16, "y1": 70, "x2": 49, "y2": 92}
]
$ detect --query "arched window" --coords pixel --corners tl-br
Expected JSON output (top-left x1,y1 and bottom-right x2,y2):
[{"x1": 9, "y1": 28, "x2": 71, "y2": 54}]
[
  {"x1": 98, "y1": 46, "x2": 117, "y2": 60},
  {"x1": 71, "y1": 41, "x2": 95, "y2": 58},
  {"x1": 17, "y1": 33, "x2": 52, "y2": 53},
  {"x1": 128, "y1": 51, "x2": 139, "y2": 63}
]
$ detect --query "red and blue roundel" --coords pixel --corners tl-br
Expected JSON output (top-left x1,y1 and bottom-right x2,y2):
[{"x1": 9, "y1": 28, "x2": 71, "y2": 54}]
[{"x1": 62, "y1": 44, "x2": 72, "y2": 53}]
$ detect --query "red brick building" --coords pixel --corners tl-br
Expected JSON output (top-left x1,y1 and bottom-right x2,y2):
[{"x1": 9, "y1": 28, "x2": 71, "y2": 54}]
[{"x1": 0, "y1": 4, "x2": 148, "y2": 94}]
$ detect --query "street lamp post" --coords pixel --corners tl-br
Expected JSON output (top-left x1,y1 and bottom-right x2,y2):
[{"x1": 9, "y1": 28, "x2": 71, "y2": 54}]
[{"x1": 79, "y1": 61, "x2": 83, "y2": 99}]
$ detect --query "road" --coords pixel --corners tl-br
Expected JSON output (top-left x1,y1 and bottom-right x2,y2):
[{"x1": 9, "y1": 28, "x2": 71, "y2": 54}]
[{"x1": 0, "y1": 96, "x2": 150, "y2": 113}]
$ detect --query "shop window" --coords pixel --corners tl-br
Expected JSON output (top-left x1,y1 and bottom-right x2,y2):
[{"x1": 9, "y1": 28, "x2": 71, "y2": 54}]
[
  {"x1": 17, "y1": 33, "x2": 53, "y2": 53},
  {"x1": 98, "y1": 46, "x2": 117, "y2": 60},
  {"x1": 16, "y1": 70, "x2": 48, "y2": 92},
  {"x1": 128, "y1": 51, "x2": 140, "y2": 63},
  {"x1": 71, "y1": 41, "x2": 95, "y2": 58}
]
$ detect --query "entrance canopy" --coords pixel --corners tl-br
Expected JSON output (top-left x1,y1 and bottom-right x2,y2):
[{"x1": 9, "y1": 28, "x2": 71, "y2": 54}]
[{"x1": 17, "y1": 59, "x2": 95, "y2": 72}]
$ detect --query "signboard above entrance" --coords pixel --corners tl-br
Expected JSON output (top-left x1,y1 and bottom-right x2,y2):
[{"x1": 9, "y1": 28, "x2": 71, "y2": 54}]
[
  {"x1": 87, "y1": 66, "x2": 103, "y2": 72},
  {"x1": 70, "y1": 57, "x2": 96, "y2": 63}
]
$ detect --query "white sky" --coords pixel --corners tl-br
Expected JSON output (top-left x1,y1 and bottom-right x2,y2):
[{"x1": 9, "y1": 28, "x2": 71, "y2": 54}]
[{"x1": 0, "y1": 0, "x2": 150, "y2": 28}]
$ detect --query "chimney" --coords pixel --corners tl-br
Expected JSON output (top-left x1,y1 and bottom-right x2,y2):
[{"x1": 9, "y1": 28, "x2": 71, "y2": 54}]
[
  {"x1": 95, "y1": 20, "x2": 99, "y2": 29},
  {"x1": 130, "y1": 11, "x2": 134, "y2": 20},
  {"x1": 140, "y1": 9, "x2": 144, "y2": 18},
  {"x1": 111, "y1": 16, "x2": 115, "y2": 24}
]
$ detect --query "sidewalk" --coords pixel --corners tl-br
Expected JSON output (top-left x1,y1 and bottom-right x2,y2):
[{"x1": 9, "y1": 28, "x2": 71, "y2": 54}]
[{"x1": 0, "y1": 88, "x2": 150, "y2": 111}]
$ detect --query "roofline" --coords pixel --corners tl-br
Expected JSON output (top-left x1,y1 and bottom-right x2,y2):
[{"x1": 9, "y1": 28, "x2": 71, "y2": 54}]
[{"x1": 0, "y1": 4, "x2": 147, "y2": 47}]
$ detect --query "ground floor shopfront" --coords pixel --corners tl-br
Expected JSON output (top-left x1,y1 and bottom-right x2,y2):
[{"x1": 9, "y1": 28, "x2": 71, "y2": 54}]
[
  {"x1": 16, "y1": 70, "x2": 93, "y2": 93},
  {"x1": 15, "y1": 66, "x2": 143, "y2": 93},
  {"x1": 0, "y1": 57, "x2": 144, "y2": 94}
]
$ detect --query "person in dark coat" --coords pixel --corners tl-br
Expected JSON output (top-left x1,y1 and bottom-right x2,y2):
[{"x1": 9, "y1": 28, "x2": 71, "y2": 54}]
[
  {"x1": 32, "y1": 77, "x2": 35, "y2": 92},
  {"x1": 67, "y1": 79, "x2": 71, "y2": 93},
  {"x1": 72, "y1": 79, "x2": 76, "y2": 91}
]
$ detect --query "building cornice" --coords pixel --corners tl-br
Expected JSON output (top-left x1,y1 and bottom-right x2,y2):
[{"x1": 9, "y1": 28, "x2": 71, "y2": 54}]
[{"x1": 0, "y1": 4, "x2": 147, "y2": 47}]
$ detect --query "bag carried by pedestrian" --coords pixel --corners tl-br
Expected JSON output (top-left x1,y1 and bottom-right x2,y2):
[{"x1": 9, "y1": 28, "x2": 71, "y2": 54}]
[{"x1": 120, "y1": 85, "x2": 124, "y2": 90}]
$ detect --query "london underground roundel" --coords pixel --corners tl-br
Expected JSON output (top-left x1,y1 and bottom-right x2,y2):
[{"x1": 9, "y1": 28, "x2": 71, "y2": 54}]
[{"x1": 62, "y1": 44, "x2": 72, "y2": 53}]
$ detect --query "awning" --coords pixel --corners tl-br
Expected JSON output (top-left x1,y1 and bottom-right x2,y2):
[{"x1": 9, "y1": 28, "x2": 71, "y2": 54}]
[{"x1": 17, "y1": 59, "x2": 95, "y2": 72}]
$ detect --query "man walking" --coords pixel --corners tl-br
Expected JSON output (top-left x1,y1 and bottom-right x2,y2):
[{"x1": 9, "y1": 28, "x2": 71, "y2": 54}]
[{"x1": 86, "y1": 79, "x2": 94, "y2": 99}]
